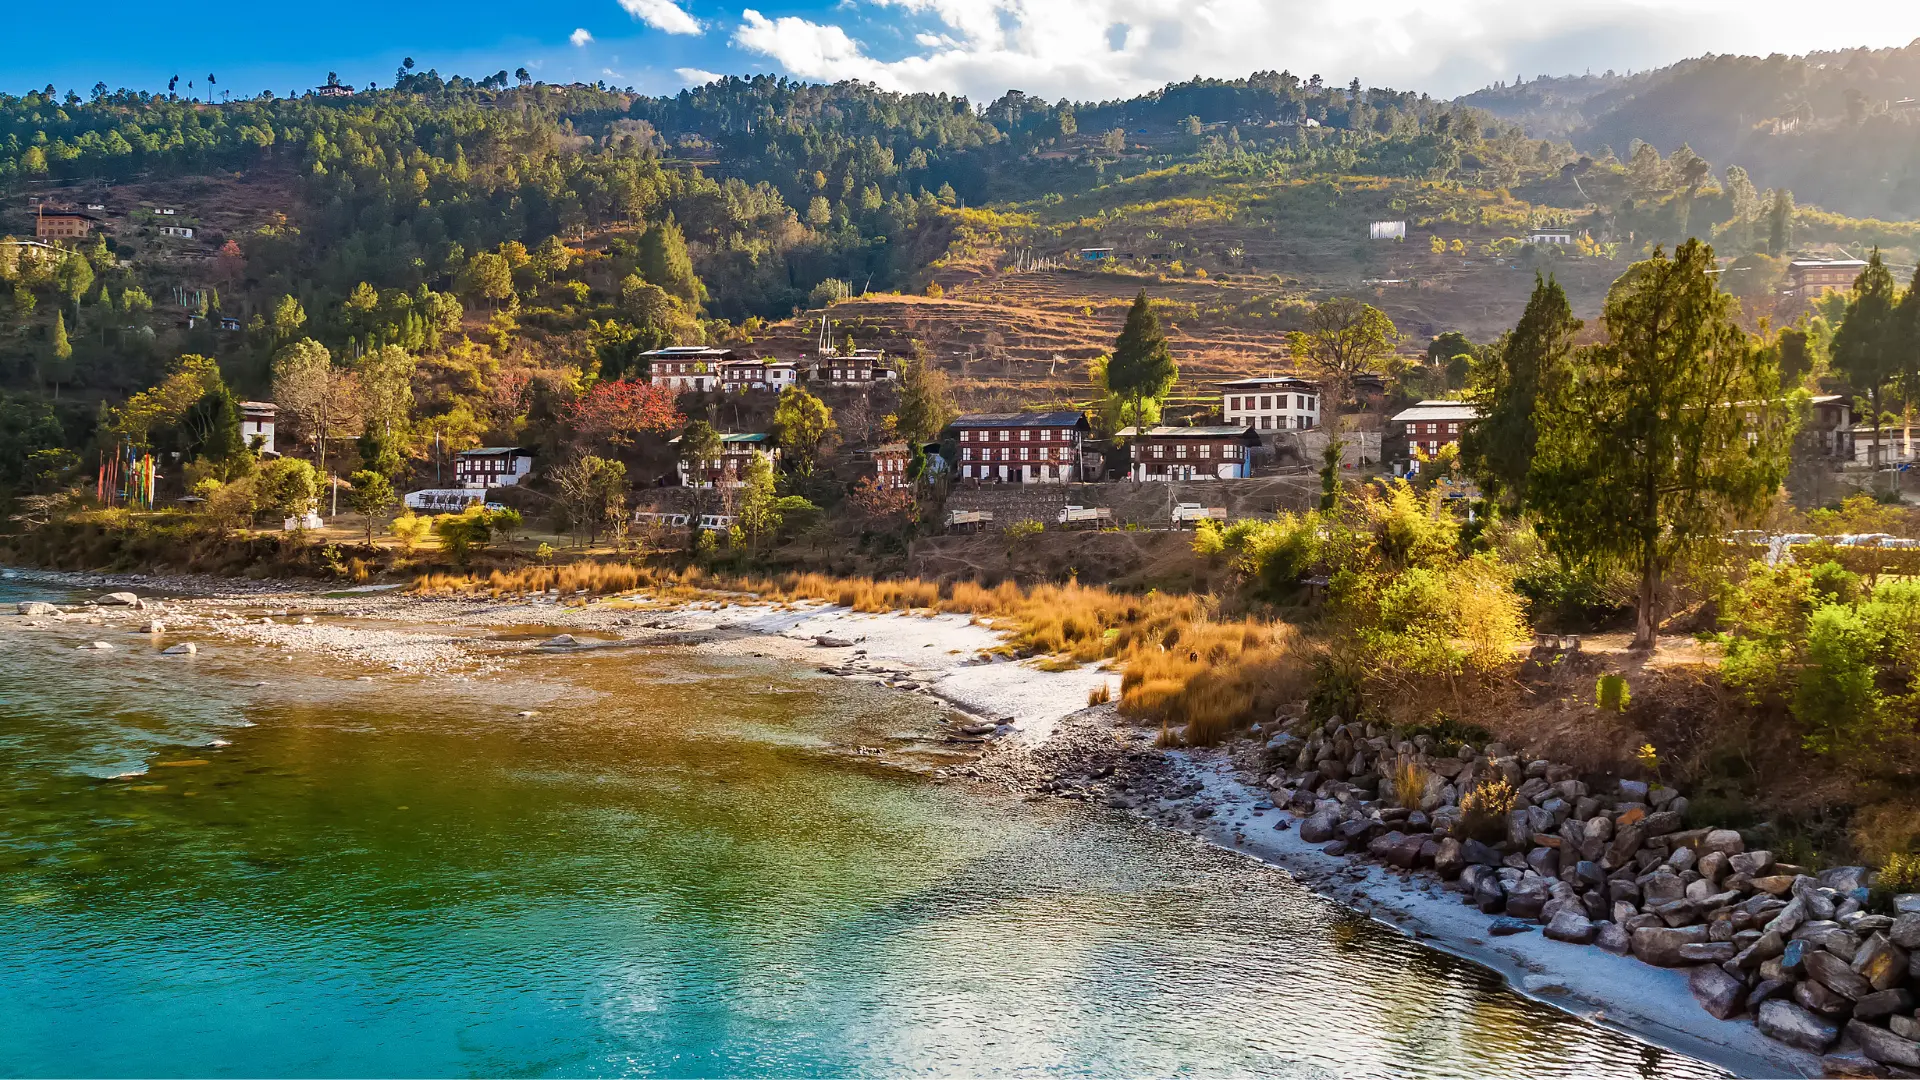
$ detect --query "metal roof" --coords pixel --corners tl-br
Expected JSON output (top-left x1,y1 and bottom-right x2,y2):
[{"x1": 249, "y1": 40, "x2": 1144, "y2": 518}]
[
  {"x1": 639, "y1": 346, "x2": 740, "y2": 358},
  {"x1": 1115, "y1": 425, "x2": 1260, "y2": 439},
  {"x1": 456, "y1": 446, "x2": 528, "y2": 456},
  {"x1": 1390, "y1": 400, "x2": 1481, "y2": 423},
  {"x1": 1218, "y1": 376, "x2": 1318, "y2": 390},
  {"x1": 950, "y1": 411, "x2": 1090, "y2": 429}
]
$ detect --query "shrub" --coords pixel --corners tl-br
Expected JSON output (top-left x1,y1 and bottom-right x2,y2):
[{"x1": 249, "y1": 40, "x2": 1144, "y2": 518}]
[
  {"x1": 1389, "y1": 757, "x2": 1432, "y2": 809},
  {"x1": 389, "y1": 512, "x2": 430, "y2": 554},
  {"x1": 1595, "y1": 673, "x2": 1631, "y2": 712},
  {"x1": 1004, "y1": 519, "x2": 1045, "y2": 541},
  {"x1": 1088, "y1": 683, "x2": 1112, "y2": 706},
  {"x1": 1457, "y1": 776, "x2": 1517, "y2": 842}
]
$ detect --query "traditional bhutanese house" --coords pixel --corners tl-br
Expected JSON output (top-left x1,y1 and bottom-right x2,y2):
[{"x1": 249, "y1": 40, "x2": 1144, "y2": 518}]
[
  {"x1": 641, "y1": 346, "x2": 741, "y2": 393},
  {"x1": 855, "y1": 442, "x2": 912, "y2": 488},
  {"x1": 239, "y1": 401, "x2": 277, "y2": 456},
  {"x1": 1788, "y1": 258, "x2": 1867, "y2": 297},
  {"x1": 1218, "y1": 376, "x2": 1320, "y2": 433},
  {"x1": 716, "y1": 358, "x2": 806, "y2": 393},
  {"x1": 1116, "y1": 426, "x2": 1261, "y2": 481},
  {"x1": 1802, "y1": 395, "x2": 1855, "y2": 461},
  {"x1": 674, "y1": 432, "x2": 780, "y2": 489},
  {"x1": 814, "y1": 349, "x2": 897, "y2": 386},
  {"x1": 34, "y1": 208, "x2": 97, "y2": 240},
  {"x1": 949, "y1": 411, "x2": 1091, "y2": 484},
  {"x1": 1386, "y1": 400, "x2": 1481, "y2": 474},
  {"x1": 454, "y1": 447, "x2": 535, "y2": 489}
]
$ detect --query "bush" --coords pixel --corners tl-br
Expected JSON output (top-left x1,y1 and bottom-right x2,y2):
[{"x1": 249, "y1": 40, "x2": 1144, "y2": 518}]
[
  {"x1": 1457, "y1": 776, "x2": 1517, "y2": 843},
  {"x1": 1595, "y1": 673, "x2": 1631, "y2": 712},
  {"x1": 1389, "y1": 757, "x2": 1432, "y2": 809},
  {"x1": 389, "y1": 512, "x2": 430, "y2": 553},
  {"x1": 1004, "y1": 519, "x2": 1045, "y2": 541}
]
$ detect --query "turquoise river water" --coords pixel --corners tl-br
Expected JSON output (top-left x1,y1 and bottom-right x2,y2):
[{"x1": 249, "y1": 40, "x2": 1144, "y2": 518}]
[{"x1": 0, "y1": 582, "x2": 1728, "y2": 1077}]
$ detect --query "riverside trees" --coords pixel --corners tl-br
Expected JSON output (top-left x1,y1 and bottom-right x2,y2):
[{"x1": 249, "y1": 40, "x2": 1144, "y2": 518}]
[{"x1": 1491, "y1": 241, "x2": 1792, "y2": 649}]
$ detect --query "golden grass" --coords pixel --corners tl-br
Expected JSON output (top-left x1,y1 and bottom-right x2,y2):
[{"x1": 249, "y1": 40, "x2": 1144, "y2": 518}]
[
  {"x1": 413, "y1": 562, "x2": 1301, "y2": 746},
  {"x1": 1088, "y1": 683, "x2": 1113, "y2": 706},
  {"x1": 1388, "y1": 757, "x2": 1433, "y2": 810}
]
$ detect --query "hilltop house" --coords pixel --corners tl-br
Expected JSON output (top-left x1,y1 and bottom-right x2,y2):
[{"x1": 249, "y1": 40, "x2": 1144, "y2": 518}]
[
  {"x1": 1116, "y1": 426, "x2": 1260, "y2": 481},
  {"x1": 1219, "y1": 376, "x2": 1320, "y2": 433},
  {"x1": 717, "y1": 358, "x2": 806, "y2": 393},
  {"x1": 454, "y1": 447, "x2": 535, "y2": 489},
  {"x1": 641, "y1": 346, "x2": 740, "y2": 393},
  {"x1": 1387, "y1": 400, "x2": 1481, "y2": 474},
  {"x1": 1788, "y1": 259, "x2": 1867, "y2": 297},
  {"x1": 675, "y1": 432, "x2": 780, "y2": 488},
  {"x1": 34, "y1": 208, "x2": 96, "y2": 240},
  {"x1": 950, "y1": 411, "x2": 1091, "y2": 483},
  {"x1": 239, "y1": 401, "x2": 277, "y2": 455},
  {"x1": 814, "y1": 349, "x2": 897, "y2": 386},
  {"x1": 1801, "y1": 394, "x2": 1856, "y2": 461},
  {"x1": 855, "y1": 442, "x2": 913, "y2": 488}
]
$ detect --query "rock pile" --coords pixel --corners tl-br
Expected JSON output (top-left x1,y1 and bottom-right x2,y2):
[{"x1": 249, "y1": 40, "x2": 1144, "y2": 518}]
[{"x1": 1264, "y1": 714, "x2": 1920, "y2": 1067}]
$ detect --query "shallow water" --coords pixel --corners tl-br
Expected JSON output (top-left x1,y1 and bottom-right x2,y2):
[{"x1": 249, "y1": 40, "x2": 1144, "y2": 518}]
[{"x1": 0, "y1": 582, "x2": 1728, "y2": 1078}]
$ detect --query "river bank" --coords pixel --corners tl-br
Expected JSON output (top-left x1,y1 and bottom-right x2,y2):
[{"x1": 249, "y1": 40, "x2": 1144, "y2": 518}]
[{"x1": 0, "y1": 567, "x2": 1836, "y2": 1076}]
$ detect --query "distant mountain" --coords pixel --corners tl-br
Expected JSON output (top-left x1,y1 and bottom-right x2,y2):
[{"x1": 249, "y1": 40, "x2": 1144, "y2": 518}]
[{"x1": 1459, "y1": 42, "x2": 1920, "y2": 220}]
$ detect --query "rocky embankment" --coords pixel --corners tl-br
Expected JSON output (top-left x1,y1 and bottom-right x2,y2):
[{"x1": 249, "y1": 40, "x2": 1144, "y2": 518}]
[{"x1": 1248, "y1": 711, "x2": 1920, "y2": 1071}]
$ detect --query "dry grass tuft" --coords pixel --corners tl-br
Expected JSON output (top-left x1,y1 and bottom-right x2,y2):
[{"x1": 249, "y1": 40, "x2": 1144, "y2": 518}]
[
  {"x1": 1388, "y1": 757, "x2": 1433, "y2": 810},
  {"x1": 1088, "y1": 683, "x2": 1113, "y2": 706}
]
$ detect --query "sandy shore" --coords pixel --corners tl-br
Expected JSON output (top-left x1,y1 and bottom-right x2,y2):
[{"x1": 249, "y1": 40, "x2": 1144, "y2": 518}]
[{"x1": 0, "y1": 567, "x2": 1821, "y2": 1077}]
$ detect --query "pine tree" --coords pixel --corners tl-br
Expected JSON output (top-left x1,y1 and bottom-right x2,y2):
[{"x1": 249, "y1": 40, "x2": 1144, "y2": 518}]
[
  {"x1": 1832, "y1": 250, "x2": 1902, "y2": 472},
  {"x1": 1106, "y1": 291, "x2": 1177, "y2": 435},
  {"x1": 1460, "y1": 275, "x2": 1581, "y2": 510},
  {"x1": 1529, "y1": 240, "x2": 1789, "y2": 649},
  {"x1": 639, "y1": 216, "x2": 704, "y2": 311}
]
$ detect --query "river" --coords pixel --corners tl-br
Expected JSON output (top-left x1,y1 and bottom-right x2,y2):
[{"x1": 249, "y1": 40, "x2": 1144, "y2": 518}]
[{"x1": 0, "y1": 582, "x2": 1728, "y2": 1078}]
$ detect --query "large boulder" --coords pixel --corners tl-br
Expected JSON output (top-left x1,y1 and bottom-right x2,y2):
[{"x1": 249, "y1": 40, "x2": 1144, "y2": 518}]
[
  {"x1": 1544, "y1": 910, "x2": 1598, "y2": 945},
  {"x1": 1728, "y1": 850, "x2": 1775, "y2": 877},
  {"x1": 1433, "y1": 838, "x2": 1465, "y2": 879},
  {"x1": 1852, "y1": 988, "x2": 1916, "y2": 1021},
  {"x1": 1299, "y1": 812, "x2": 1336, "y2": 844},
  {"x1": 1605, "y1": 823, "x2": 1645, "y2": 868},
  {"x1": 1460, "y1": 838, "x2": 1502, "y2": 867},
  {"x1": 1506, "y1": 880, "x2": 1551, "y2": 921},
  {"x1": 1755, "y1": 1000, "x2": 1840, "y2": 1052},
  {"x1": 17, "y1": 601, "x2": 60, "y2": 616},
  {"x1": 1846, "y1": 1020, "x2": 1920, "y2": 1069},
  {"x1": 1806, "y1": 948, "x2": 1874, "y2": 999},
  {"x1": 1892, "y1": 913, "x2": 1920, "y2": 950},
  {"x1": 1689, "y1": 964, "x2": 1747, "y2": 1020},
  {"x1": 96, "y1": 591, "x2": 139, "y2": 606},
  {"x1": 1852, "y1": 932, "x2": 1910, "y2": 992},
  {"x1": 1475, "y1": 874, "x2": 1507, "y2": 914},
  {"x1": 1632, "y1": 925, "x2": 1711, "y2": 967},
  {"x1": 1596, "y1": 922, "x2": 1632, "y2": 955},
  {"x1": 1700, "y1": 829, "x2": 1745, "y2": 856}
]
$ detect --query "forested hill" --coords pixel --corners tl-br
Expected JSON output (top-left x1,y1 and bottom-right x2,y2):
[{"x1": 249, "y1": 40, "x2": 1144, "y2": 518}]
[{"x1": 1460, "y1": 40, "x2": 1920, "y2": 220}]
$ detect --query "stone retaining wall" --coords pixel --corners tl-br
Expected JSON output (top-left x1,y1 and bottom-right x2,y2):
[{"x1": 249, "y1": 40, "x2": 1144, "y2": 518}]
[{"x1": 1265, "y1": 713, "x2": 1920, "y2": 1067}]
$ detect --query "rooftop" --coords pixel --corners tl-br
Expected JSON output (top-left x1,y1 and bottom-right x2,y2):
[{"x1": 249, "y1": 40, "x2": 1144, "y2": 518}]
[
  {"x1": 639, "y1": 346, "x2": 740, "y2": 358},
  {"x1": 1391, "y1": 400, "x2": 1482, "y2": 423},
  {"x1": 950, "y1": 411, "x2": 1090, "y2": 429},
  {"x1": 456, "y1": 446, "x2": 528, "y2": 457},
  {"x1": 1115, "y1": 425, "x2": 1259, "y2": 439},
  {"x1": 1218, "y1": 376, "x2": 1318, "y2": 390}
]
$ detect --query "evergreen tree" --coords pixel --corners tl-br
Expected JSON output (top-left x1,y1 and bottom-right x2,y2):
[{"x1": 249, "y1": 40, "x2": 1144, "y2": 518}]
[
  {"x1": 1460, "y1": 275, "x2": 1581, "y2": 510},
  {"x1": 1832, "y1": 250, "x2": 1903, "y2": 471},
  {"x1": 1106, "y1": 291, "x2": 1177, "y2": 436},
  {"x1": 639, "y1": 217, "x2": 705, "y2": 311},
  {"x1": 1767, "y1": 189, "x2": 1795, "y2": 257},
  {"x1": 357, "y1": 421, "x2": 405, "y2": 480},
  {"x1": 1529, "y1": 240, "x2": 1790, "y2": 649}
]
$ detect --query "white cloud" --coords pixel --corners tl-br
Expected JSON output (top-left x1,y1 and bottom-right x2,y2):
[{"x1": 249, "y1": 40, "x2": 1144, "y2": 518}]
[
  {"x1": 676, "y1": 67, "x2": 725, "y2": 84},
  {"x1": 618, "y1": 0, "x2": 703, "y2": 36},
  {"x1": 730, "y1": 0, "x2": 1920, "y2": 101},
  {"x1": 570, "y1": 27, "x2": 595, "y2": 46},
  {"x1": 734, "y1": 10, "x2": 879, "y2": 82}
]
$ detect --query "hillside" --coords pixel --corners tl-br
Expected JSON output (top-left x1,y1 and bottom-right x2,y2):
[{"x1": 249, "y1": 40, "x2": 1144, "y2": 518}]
[
  {"x1": 3, "y1": 54, "x2": 1919, "y2": 492},
  {"x1": 1460, "y1": 42, "x2": 1920, "y2": 221}
]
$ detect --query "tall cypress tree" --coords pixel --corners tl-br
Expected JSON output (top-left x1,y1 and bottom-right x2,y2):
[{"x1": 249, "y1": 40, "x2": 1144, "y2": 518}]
[
  {"x1": 1107, "y1": 290, "x2": 1177, "y2": 435},
  {"x1": 1832, "y1": 249, "x2": 1901, "y2": 471},
  {"x1": 639, "y1": 216, "x2": 705, "y2": 312},
  {"x1": 1460, "y1": 274, "x2": 1581, "y2": 510}
]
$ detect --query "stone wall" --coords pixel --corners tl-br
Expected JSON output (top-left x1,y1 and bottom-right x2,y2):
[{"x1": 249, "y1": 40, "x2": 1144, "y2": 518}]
[{"x1": 942, "y1": 474, "x2": 1320, "y2": 528}]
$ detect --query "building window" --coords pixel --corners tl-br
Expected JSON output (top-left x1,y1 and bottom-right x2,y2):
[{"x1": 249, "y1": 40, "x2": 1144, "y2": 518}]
[
  {"x1": 1447, "y1": 423, "x2": 1459, "y2": 435},
  {"x1": 1200, "y1": 443, "x2": 1212, "y2": 458},
  {"x1": 1260, "y1": 396, "x2": 1272, "y2": 410},
  {"x1": 1176, "y1": 444, "x2": 1189, "y2": 459},
  {"x1": 1152, "y1": 445, "x2": 1165, "y2": 458}
]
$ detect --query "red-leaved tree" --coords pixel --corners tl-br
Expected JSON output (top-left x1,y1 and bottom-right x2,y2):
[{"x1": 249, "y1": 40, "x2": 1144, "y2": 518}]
[
  {"x1": 567, "y1": 379, "x2": 685, "y2": 449},
  {"x1": 848, "y1": 475, "x2": 916, "y2": 524}
]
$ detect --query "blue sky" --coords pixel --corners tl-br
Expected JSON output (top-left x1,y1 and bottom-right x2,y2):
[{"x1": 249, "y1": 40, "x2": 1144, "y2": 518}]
[{"x1": 9, "y1": 1, "x2": 1920, "y2": 104}]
